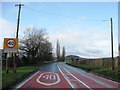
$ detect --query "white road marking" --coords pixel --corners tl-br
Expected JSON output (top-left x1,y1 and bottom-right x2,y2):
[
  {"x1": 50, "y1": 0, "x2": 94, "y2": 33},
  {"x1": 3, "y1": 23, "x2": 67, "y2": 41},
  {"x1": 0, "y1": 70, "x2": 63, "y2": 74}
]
[
  {"x1": 65, "y1": 63, "x2": 119, "y2": 88},
  {"x1": 57, "y1": 64, "x2": 75, "y2": 88},
  {"x1": 63, "y1": 66, "x2": 93, "y2": 90},
  {"x1": 16, "y1": 71, "x2": 39, "y2": 88},
  {"x1": 58, "y1": 63, "x2": 93, "y2": 90},
  {"x1": 36, "y1": 72, "x2": 60, "y2": 86}
]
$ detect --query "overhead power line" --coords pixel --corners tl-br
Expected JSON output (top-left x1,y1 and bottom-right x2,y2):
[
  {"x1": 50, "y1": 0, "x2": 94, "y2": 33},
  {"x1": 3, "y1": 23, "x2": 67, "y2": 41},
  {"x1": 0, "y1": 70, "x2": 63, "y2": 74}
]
[
  {"x1": 24, "y1": 6, "x2": 80, "y2": 20},
  {"x1": 24, "y1": 6, "x2": 108, "y2": 22}
]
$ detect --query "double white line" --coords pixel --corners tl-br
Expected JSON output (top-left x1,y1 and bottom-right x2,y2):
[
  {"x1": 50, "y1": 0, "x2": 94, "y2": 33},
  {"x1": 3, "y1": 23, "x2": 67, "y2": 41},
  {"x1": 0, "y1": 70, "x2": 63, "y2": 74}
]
[{"x1": 57, "y1": 64, "x2": 93, "y2": 90}]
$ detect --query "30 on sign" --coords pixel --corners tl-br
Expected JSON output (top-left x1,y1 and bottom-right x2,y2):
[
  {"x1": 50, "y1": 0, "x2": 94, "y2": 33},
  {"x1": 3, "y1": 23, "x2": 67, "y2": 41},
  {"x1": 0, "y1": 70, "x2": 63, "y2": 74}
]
[{"x1": 4, "y1": 38, "x2": 18, "y2": 49}]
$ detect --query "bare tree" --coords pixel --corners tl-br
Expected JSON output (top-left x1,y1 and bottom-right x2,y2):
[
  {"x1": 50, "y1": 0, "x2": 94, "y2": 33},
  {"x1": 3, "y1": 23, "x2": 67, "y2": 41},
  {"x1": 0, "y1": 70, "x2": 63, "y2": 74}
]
[{"x1": 19, "y1": 27, "x2": 53, "y2": 65}]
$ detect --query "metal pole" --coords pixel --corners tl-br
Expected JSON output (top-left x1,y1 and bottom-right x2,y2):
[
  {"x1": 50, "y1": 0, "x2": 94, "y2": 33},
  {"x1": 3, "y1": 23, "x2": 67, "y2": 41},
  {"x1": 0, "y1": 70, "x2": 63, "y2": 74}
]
[{"x1": 110, "y1": 18, "x2": 114, "y2": 70}]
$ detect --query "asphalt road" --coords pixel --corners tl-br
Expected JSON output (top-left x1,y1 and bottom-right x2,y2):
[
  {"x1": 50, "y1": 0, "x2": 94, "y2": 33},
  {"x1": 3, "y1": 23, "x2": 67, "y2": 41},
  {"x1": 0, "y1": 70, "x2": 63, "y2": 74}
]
[{"x1": 16, "y1": 62, "x2": 120, "y2": 90}]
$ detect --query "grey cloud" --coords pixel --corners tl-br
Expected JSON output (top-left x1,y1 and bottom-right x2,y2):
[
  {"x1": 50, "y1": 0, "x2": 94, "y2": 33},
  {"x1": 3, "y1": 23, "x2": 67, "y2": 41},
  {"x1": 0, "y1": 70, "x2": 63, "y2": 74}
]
[
  {"x1": 66, "y1": 48, "x2": 104, "y2": 58},
  {"x1": 85, "y1": 49, "x2": 103, "y2": 55}
]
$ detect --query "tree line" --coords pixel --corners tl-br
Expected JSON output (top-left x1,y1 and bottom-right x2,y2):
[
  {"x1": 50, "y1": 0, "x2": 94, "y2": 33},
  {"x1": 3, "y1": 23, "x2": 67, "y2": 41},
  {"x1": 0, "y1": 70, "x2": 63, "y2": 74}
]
[
  {"x1": 56, "y1": 39, "x2": 66, "y2": 62},
  {"x1": 5, "y1": 27, "x2": 53, "y2": 66}
]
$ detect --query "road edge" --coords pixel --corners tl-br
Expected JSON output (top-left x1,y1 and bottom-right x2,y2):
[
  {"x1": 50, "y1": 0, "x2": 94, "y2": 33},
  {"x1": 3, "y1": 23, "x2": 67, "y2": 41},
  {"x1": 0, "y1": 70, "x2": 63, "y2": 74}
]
[{"x1": 14, "y1": 70, "x2": 39, "y2": 89}]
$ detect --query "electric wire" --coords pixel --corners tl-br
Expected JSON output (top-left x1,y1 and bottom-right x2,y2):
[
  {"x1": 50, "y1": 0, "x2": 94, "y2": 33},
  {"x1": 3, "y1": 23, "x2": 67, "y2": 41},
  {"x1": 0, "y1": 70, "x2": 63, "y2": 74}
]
[{"x1": 24, "y1": 6, "x2": 109, "y2": 22}]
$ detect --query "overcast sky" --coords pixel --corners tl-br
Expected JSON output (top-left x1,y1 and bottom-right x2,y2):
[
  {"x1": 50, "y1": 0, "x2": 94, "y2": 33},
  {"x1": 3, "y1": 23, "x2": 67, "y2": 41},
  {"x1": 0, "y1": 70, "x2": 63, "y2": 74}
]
[{"x1": 0, "y1": 2, "x2": 119, "y2": 58}]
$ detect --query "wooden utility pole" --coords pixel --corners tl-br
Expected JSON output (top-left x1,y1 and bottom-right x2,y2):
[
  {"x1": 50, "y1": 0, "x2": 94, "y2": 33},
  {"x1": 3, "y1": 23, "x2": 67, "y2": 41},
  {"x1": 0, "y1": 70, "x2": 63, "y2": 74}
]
[
  {"x1": 6, "y1": 53, "x2": 9, "y2": 73},
  {"x1": 118, "y1": 43, "x2": 120, "y2": 57},
  {"x1": 15, "y1": 4, "x2": 24, "y2": 38},
  {"x1": 13, "y1": 4, "x2": 24, "y2": 73},
  {"x1": 110, "y1": 18, "x2": 114, "y2": 70}
]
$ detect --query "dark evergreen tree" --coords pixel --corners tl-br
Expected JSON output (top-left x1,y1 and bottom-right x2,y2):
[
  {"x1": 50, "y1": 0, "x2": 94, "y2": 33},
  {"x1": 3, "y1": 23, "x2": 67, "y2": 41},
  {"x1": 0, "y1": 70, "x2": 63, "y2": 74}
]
[
  {"x1": 62, "y1": 47, "x2": 65, "y2": 62},
  {"x1": 56, "y1": 39, "x2": 60, "y2": 62}
]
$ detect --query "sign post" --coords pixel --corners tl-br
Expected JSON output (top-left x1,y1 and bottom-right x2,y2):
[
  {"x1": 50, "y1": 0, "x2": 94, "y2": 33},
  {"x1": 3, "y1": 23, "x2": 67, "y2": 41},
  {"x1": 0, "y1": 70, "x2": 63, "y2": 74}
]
[{"x1": 3, "y1": 38, "x2": 18, "y2": 73}]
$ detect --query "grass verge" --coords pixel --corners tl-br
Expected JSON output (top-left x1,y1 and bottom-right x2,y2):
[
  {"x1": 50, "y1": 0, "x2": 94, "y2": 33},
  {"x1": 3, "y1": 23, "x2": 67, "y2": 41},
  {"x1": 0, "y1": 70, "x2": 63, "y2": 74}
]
[
  {"x1": 66, "y1": 63, "x2": 120, "y2": 82},
  {"x1": 2, "y1": 63, "x2": 49, "y2": 89}
]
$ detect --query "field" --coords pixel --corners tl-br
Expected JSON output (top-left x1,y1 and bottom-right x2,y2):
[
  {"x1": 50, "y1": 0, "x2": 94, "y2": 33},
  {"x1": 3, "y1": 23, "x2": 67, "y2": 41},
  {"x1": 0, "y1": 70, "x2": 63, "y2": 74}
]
[{"x1": 2, "y1": 63, "x2": 48, "y2": 89}]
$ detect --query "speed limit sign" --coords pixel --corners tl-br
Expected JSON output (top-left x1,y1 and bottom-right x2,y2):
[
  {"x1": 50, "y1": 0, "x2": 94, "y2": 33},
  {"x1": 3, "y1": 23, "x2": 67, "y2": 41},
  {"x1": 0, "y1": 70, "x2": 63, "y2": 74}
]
[
  {"x1": 7, "y1": 39, "x2": 16, "y2": 48},
  {"x1": 4, "y1": 38, "x2": 18, "y2": 53}
]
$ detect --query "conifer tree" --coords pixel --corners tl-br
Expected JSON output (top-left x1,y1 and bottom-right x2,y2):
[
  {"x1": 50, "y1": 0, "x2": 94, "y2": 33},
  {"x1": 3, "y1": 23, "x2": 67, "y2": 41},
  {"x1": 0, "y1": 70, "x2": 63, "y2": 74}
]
[
  {"x1": 56, "y1": 39, "x2": 60, "y2": 61},
  {"x1": 62, "y1": 46, "x2": 65, "y2": 62}
]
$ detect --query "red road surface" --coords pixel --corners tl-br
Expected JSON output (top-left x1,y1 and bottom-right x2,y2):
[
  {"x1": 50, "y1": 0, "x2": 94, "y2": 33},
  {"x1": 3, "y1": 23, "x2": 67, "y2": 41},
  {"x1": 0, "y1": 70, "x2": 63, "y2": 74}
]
[
  {"x1": 16, "y1": 62, "x2": 120, "y2": 90},
  {"x1": 20, "y1": 71, "x2": 71, "y2": 88}
]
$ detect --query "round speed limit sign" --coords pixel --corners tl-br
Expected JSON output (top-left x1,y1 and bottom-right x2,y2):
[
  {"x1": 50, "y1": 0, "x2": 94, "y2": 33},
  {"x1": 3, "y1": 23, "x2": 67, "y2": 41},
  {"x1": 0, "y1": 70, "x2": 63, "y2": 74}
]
[
  {"x1": 4, "y1": 38, "x2": 18, "y2": 49},
  {"x1": 7, "y1": 39, "x2": 16, "y2": 48},
  {"x1": 4, "y1": 38, "x2": 18, "y2": 53}
]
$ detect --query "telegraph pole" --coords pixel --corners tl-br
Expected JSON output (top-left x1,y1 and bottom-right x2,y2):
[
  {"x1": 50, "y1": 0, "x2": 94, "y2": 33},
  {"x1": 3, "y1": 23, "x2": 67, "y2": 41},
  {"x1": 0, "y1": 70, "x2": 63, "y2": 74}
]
[
  {"x1": 13, "y1": 3, "x2": 24, "y2": 73},
  {"x1": 110, "y1": 18, "x2": 114, "y2": 70},
  {"x1": 15, "y1": 4, "x2": 24, "y2": 38}
]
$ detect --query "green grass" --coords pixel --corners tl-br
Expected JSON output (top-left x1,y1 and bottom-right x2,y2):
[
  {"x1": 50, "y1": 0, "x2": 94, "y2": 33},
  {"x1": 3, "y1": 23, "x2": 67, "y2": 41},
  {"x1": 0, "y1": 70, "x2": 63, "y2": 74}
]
[
  {"x1": 92, "y1": 68, "x2": 120, "y2": 82},
  {"x1": 2, "y1": 63, "x2": 48, "y2": 89},
  {"x1": 66, "y1": 62, "x2": 120, "y2": 82},
  {"x1": 67, "y1": 63, "x2": 101, "y2": 71}
]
